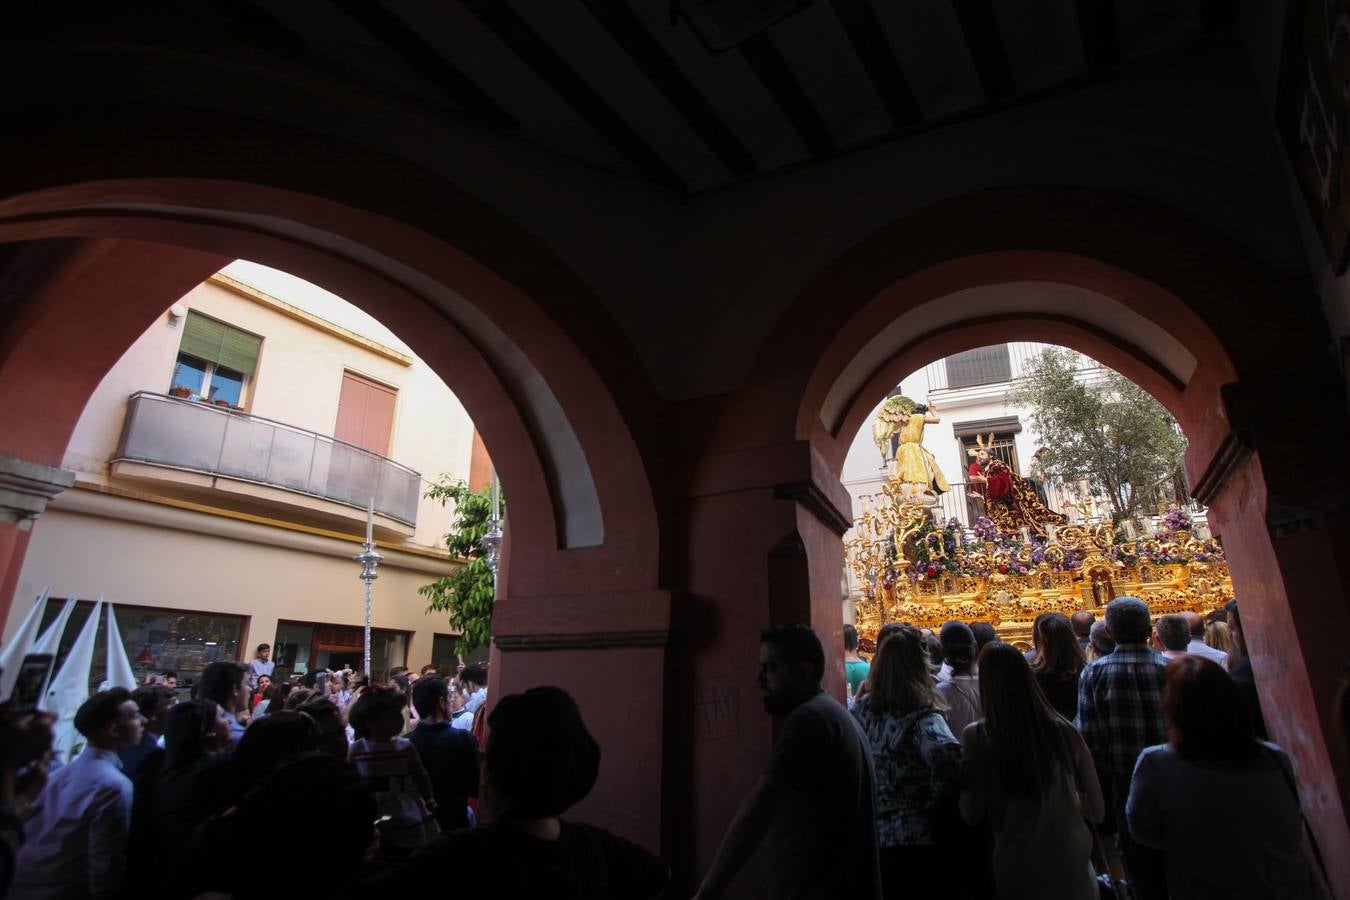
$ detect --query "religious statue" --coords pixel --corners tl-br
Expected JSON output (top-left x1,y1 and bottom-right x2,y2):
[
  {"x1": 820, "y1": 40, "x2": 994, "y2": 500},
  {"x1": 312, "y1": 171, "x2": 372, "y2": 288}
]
[
  {"x1": 872, "y1": 394, "x2": 948, "y2": 505},
  {"x1": 971, "y1": 433, "x2": 1067, "y2": 537},
  {"x1": 1089, "y1": 567, "x2": 1115, "y2": 607}
]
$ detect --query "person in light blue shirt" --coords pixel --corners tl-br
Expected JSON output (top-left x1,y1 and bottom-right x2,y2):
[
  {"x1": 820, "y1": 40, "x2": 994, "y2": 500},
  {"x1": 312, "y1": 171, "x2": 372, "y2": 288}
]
[
  {"x1": 461, "y1": 665, "x2": 489, "y2": 714},
  {"x1": 13, "y1": 688, "x2": 144, "y2": 899},
  {"x1": 247, "y1": 643, "x2": 275, "y2": 692},
  {"x1": 198, "y1": 661, "x2": 249, "y2": 744}
]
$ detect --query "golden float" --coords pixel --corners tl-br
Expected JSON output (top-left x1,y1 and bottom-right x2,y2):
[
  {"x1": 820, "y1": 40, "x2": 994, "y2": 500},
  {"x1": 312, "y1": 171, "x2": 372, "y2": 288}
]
[{"x1": 846, "y1": 478, "x2": 1233, "y2": 649}]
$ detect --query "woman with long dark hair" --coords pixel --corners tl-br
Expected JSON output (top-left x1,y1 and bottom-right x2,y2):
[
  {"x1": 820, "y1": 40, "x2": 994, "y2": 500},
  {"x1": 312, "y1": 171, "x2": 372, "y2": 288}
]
[
  {"x1": 851, "y1": 624, "x2": 962, "y2": 897},
  {"x1": 146, "y1": 700, "x2": 234, "y2": 864},
  {"x1": 1126, "y1": 657, "x2": 1319, "y2": 899},
  {"x1": 959, "y1": 643, "x2": 1103, "y2": 900},
  {"x1": 1030, "y1": 613, "x2": 1086, "y2": 720}
]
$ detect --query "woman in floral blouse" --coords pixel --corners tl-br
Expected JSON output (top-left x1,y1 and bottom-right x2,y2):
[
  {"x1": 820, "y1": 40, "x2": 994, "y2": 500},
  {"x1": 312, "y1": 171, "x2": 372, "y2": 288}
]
[{"x1": 851, "y1": 624, "x2": 963, "y2": 897}]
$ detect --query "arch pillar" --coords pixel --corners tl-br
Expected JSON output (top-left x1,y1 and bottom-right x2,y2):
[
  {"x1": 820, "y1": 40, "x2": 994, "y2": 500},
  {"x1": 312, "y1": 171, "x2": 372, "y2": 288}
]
[
  {"x1": 669, "y1": 437, "x2": 852, "y2": 892},
  {"x1": 1195, "y1": 378, "x2": 1350, "y2": 893},
  {"x1": 0, "y1": 455, "x2": 75, "y2": 619}
]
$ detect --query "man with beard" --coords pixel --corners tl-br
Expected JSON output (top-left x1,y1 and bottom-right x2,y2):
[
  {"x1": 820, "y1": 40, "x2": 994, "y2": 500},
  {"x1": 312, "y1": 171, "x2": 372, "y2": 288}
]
[
  {"x1": 694, "y1": 624, "x2": 881, "y2": 900},
  {"x1": 979, "y1": 440, "x2": 1066, "y2": 538}
]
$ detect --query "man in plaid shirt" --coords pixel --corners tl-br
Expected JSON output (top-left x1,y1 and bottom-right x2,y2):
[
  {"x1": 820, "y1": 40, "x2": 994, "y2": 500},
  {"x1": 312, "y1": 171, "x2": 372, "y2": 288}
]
[{"x1": 1077, "y1": 596, "x2": 1168, "y2": 900}]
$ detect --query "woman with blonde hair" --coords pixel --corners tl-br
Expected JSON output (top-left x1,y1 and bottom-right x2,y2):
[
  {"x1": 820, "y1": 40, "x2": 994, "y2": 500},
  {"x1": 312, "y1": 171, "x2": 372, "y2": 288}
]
[
  {"x1": 851, "y1": 624, "x2": 962, "y2": 897},
  {"x1": 1204, "y1": 620, "x2": 1235, "y2": 659}
]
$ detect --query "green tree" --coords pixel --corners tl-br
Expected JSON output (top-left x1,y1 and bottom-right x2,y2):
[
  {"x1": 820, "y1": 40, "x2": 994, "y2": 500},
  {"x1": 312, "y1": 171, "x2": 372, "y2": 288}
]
[
  {"x1": 1007, "y1": 348, "x2": 1187, "y2": 519},
  {"x1": 419, "y1": 477, "x2": 501, "y2": 654}
]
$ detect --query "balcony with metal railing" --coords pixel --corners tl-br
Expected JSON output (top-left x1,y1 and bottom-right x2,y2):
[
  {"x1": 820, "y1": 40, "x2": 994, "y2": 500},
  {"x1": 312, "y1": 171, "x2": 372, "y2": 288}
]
[{"x1": 113, "y1": 392, "x2": 422, "y2": 525}]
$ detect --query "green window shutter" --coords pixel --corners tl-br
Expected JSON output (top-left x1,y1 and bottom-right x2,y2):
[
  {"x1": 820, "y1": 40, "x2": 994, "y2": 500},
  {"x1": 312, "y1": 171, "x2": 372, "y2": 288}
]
[
  {"x1": 179, "y1": 310, "x2": 261, "y2": 376},
  {"x1": 218, "y1": 327, "x2": 261, "y2": 375},
  {"x1": 180, "y1": 311, "x2": 226, "y2": 363}
]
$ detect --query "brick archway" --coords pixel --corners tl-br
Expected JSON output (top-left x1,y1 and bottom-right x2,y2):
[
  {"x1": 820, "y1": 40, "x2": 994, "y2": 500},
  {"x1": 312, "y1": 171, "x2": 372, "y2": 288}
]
[
  {"x1": 0, "y1": 179, "x2": 661, "y2": 587},
  {"x1": 0, "y1": 178, "x2": 673, "y2": 847},
  {"x1": 766, "y1": 195, "x2": 1350, "y2": 885}
]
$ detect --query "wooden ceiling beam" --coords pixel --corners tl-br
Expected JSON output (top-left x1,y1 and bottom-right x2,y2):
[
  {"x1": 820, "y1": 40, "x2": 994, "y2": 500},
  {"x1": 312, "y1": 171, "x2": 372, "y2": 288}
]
[
  {"x1": 952, "y1": 0, "x2": 1017, "y2": 100},
  {"x1": 739, "y1": 33, "x2": 835, "y2": 158},
  {"x1": 332, "y1": 0, "x2": 519, "y2": 130},
  {"x1": 460, "y1": 0, "x2": 689, "y2": 192},
  {"x1": 580, "y1": 0, "x2": 756, "y2": 177},
  {"x1": 1075, "y1": 0, "x2": 1120, "y2": 71},
  {"x1": 828, "y1": 0, "x2": 923, "y2": 130}
]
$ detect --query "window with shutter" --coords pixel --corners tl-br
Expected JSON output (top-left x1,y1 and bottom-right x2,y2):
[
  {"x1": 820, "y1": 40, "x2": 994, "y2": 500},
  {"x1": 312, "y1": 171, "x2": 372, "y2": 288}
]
[
  {"x1": 945, "y1": 345, "x2": 1012, "y2": 389},
  {"x1": 334, "y1": 371, "x2": 397, "y2": 456},
  {"x1": 169, "y1": 311, "x2": 262, "y2": 406}
]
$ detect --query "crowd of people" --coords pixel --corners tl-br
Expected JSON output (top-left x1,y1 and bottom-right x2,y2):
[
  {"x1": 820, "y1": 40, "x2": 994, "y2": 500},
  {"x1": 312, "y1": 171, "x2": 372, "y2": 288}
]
[
  {"x1": 697, "y1": 600, "x2": 1324, "y2": 900},
  {"x1": 0, "y1": 599, "x2": 1330, "y2": 899},
  {"x1": 0, "y1": 648, "x2": 668, "y2": 899}
]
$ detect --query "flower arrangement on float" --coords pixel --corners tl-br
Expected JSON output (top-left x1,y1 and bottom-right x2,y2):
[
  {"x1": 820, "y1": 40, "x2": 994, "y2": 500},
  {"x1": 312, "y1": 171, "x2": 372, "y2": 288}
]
[{"x1": 893, "y1": 506, "x2": 1220, "y2": 590}]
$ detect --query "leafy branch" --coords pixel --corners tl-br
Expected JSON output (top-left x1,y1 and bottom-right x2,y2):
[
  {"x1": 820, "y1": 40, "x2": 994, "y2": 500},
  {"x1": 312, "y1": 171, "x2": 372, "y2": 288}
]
[
  {"x1": 1008, "y1": 348, "x2": 1187, "y2": 519},
  {"x1": 418, "y1": 477, "x2": 501, "y2": 655}
]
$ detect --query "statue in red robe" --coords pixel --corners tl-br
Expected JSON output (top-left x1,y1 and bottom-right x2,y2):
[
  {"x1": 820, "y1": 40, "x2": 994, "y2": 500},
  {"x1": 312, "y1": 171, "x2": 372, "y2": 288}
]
[
  {"x1": 969, "y1": 434, "x2": 1066, "y2": 537},
  {"x1": 986, "y1": 457, "x2": 1065, "y2": 537}
]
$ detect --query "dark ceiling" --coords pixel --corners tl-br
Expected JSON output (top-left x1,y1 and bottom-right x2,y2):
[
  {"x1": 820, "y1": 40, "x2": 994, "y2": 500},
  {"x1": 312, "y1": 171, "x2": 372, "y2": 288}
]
[{"x1": 7, "y1": 1, "x2": 1238, "y2": 195}]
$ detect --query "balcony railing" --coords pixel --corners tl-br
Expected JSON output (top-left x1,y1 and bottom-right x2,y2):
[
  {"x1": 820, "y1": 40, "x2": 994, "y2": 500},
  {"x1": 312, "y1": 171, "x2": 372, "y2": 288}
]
[{"x1": 114, "y1": 392, "x2": 422, "y2": 525}]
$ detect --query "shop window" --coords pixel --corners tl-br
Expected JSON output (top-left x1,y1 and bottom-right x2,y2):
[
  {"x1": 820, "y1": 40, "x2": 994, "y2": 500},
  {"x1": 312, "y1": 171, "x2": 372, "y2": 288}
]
[
  {"x1": 37, "y1": 600, "x2": 243, "y2": 695},
  {"x1": 273, "y1": 619, "x2": 408, "y2": 682},
  {"x1": 430, "y1": 634, "x2": 461, "y2": 676}
]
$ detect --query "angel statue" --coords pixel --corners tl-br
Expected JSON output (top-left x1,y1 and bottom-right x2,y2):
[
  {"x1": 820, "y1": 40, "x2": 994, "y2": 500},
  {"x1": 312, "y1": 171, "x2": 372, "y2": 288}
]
[{"x1": 872, "y1": 394, "x2": 949, "y2": 505}]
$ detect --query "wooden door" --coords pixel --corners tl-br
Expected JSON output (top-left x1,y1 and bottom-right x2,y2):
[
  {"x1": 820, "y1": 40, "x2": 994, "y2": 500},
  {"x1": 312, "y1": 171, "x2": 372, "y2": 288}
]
[{"x1": 334, "y1": 372, "x2": 396, "y2": 456}]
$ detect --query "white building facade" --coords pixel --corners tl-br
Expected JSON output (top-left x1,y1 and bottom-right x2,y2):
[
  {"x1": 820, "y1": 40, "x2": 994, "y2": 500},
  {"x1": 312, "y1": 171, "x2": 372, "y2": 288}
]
[
  {"x1": 2, "y1": 262, "x2": 486, "y2": 692},
  {"x1": 841, "y1": 342, "x2": 1112, "y2": 608}
]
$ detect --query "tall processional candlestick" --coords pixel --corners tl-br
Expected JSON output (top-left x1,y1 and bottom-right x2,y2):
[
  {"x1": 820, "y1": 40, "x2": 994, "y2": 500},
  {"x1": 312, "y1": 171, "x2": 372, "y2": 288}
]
[
  {"x1": 481, "y1": 471, "x2": 504, "y2": 586},
  {"x1": 354, "y1": 498, "x2": 383, "y2": 677}
]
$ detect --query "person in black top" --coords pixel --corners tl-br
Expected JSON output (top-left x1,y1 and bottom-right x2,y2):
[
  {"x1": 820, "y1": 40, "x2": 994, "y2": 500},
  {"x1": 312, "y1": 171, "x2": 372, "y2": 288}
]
[
  {"x1": 371, "y1": 685, "x2": 669, "y2": 898},
  {"x1": 1225, "y1": 600, "x2": 1267, "y2": 739},
  {"x1": 120, "y1": 685, "x2": 175, "y2": 778},
  {"x1": 1030, "y1": 613, "x2": 1086, "y2": 721},
  {"x1": 407, "y1": 676, "x2": 479, "y2": 831},
  {"x1": 174, "y1": 753, "x2": 378, "y2": 899}
]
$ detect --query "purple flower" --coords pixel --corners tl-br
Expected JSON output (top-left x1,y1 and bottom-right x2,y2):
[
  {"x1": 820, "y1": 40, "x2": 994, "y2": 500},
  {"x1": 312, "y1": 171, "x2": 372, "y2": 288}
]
[
  {"x1": 1163, "y1": 507, "x2": 1193, "y2": 531},
  {"x1": 973, "y1": 517, "x2": 999, "y2": 542}
]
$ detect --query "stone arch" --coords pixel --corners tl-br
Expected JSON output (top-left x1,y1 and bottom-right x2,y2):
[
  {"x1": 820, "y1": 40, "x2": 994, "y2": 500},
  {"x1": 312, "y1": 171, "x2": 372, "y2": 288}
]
[
  {"x1": 729, "y1": 188, "x2": 1350, "y2": 876},
  {"x1": 809, "y1": 254, "x2": 1234, "y2": 486},
  {"x1": 0, "y1": 179, "x2": 662, "y2": 599}
]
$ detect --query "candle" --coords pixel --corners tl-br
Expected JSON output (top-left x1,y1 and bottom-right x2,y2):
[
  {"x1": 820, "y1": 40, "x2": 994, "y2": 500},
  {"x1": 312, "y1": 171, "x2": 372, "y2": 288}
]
[
  {"x1": 1046, "y1": 523, "x2": 1057, "y2": 542},
  {"x1": 1122, "y1": 519, "x2": 1136, "y2": 539},
  {"x1": 1020, "y1": 526, "x2": 1031, "y2": 546},
  {"x1": 365, "y1": 498, "x2": 374, "y2": 545},
  {"x1": 491, "y1": 472, "x2": 500, "y2": 521}
]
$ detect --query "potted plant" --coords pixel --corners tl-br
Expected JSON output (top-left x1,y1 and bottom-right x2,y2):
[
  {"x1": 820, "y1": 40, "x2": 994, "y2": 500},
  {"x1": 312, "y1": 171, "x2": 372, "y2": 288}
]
[{"x1": 169, "y1": 385, "x2": 192, "y2": 398}]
